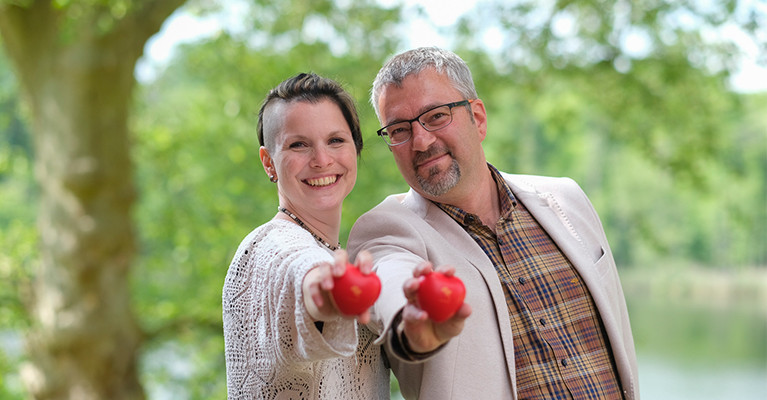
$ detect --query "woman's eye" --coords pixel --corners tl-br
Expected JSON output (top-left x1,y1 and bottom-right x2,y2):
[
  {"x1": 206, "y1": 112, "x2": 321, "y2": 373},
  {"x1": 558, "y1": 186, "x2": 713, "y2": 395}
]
[{"x1": 329, "y1": 137, "x2": 346, "y2": 144}]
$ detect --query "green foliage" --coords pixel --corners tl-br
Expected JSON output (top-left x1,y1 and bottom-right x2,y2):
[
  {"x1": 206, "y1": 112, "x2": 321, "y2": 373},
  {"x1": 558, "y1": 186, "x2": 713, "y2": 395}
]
[
  {"x1": 456, "y1": 0, "x2": 764, "y2": 187},
  {"x1": 240, "y1": 0, "x2": 401, "y2": 58},
  {"x1": 459, "y1": 0, "x2": 760, "y2": 72},
  {"x1": 140, "y1": 330, "x2": 227, "y2": 399},
  {"x1": 0, "y1": 48, "x2": 34, "y2": 331},
  {"x1": 0, "y1": 346, "x2": 25, "y2": 400},
  {"x1": 0, "y1": 46, "x2": 34, "y2": 400}
]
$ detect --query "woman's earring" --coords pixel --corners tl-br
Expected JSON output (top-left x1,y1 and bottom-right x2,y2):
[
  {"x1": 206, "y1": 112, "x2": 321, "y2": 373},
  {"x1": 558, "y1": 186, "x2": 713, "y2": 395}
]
[{"x1": 269, "y1": 175, "x2": 278, "y2": 183}]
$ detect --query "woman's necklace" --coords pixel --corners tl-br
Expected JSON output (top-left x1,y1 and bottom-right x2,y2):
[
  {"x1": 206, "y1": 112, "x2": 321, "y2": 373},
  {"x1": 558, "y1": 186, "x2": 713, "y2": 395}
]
[{"x1": 278, "y1": 207, "x2": 340, "y2": 251}]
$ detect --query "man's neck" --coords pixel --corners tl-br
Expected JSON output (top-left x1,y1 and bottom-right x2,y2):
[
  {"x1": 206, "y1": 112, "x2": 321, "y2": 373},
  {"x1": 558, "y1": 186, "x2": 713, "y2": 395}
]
[
  {"x1": 469, "y1": 171, "x2": 501, "y2": 227},
  {"x1": 434, "y1": 165, "x2": 501, "y2": 227}
]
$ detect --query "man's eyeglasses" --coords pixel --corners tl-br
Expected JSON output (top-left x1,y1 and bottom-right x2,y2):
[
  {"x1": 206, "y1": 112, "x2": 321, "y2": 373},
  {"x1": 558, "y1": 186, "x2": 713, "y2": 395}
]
[{"x1": 377, "y1": 99, "x2": 475, "y2": 146}]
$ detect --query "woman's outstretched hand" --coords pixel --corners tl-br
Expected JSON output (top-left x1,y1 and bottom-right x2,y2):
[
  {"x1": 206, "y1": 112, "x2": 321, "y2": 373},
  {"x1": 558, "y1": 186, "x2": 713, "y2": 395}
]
[{"x1": 302, "y1": 249, "x2": 376, "y2": 324}]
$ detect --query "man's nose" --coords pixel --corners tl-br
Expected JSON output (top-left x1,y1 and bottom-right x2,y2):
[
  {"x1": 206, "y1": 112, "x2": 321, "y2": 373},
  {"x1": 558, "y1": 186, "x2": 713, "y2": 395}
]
[{"x1": 410, "y1": 122, "x2": 437, "y2": 152}]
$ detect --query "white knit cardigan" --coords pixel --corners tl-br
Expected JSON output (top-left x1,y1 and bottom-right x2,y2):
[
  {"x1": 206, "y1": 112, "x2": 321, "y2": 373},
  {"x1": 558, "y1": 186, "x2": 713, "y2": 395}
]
[{"x1": 222, "y1": 219, "x2": 390, "y2": 399}]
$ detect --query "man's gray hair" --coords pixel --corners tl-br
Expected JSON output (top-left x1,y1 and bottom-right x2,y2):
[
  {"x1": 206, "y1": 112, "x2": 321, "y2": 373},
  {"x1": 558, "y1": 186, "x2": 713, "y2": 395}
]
[{"x1": 370, "y1": 47, "x2": 478, "y2": 121}]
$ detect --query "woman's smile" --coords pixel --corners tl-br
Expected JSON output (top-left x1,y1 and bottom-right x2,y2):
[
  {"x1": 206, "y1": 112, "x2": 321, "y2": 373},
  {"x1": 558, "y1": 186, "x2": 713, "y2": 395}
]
[{"x1": 305, "y1": 174, "x2": 340, "y2": 187}]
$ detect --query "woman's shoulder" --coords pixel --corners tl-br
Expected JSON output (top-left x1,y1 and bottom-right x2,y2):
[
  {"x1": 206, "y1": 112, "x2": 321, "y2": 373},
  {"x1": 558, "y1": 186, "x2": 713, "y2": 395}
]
[
  {"x1": 233, "y1": 219, "x2": 332, "y2": 267},
  {"x1": 223, "y1": 219, "x2": 332, "y2": 297},
  {"x1": 237, "y1": 219, "x2": 307, "y2": 249}
]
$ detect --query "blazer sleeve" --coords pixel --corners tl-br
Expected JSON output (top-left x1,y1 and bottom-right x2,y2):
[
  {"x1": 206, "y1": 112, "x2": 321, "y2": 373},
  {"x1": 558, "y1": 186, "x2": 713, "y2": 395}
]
[{"x1": 348, "y1": 196, "x2": 438, "y2": 362}]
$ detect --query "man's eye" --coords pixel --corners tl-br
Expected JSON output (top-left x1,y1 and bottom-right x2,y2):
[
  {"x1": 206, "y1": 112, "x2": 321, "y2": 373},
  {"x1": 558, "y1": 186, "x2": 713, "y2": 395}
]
[
  {"x1": 390, "y1": 126, "x2": 410, "y2": 137},
  {"x1": 425, "y1": 111, "x2": 448, "y2": 123}
]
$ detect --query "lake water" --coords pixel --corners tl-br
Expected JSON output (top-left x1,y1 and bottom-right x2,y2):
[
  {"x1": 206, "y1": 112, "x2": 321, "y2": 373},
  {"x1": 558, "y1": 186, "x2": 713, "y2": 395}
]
[{"x1": 637, "y1": 354, "x2": 766, "y2": 400}]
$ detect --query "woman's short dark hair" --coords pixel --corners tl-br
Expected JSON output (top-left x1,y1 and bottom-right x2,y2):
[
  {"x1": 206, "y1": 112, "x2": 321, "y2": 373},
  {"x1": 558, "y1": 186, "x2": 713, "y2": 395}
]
[{"x1": 257, "y1": 73, "x2": 363, "y2": 155}]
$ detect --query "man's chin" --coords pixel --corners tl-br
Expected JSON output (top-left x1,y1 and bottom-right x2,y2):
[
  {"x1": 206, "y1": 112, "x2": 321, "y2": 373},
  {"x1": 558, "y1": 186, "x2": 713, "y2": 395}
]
[{"x1": 417, "y1": 176, "x2": 457, "y2": 197}]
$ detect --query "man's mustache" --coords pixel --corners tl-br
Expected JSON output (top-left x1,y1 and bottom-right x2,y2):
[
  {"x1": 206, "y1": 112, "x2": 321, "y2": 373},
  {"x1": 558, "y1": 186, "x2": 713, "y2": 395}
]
[{"x1": 413, "y1": 145, "x2": 452, "y2": 169}]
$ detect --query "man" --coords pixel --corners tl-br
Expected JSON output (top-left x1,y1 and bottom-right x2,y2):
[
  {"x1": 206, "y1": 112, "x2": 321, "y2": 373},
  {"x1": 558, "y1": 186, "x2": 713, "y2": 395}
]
[{"x1": 348, "y1": 47, "x2": 639, "y2": 399}]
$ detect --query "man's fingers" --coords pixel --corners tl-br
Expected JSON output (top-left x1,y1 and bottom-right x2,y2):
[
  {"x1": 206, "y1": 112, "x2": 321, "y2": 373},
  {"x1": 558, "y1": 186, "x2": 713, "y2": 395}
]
[
  {"x1": 433, "y1": 264, "x2": 456, "y2": 276},
  {"x1": 355, "y1": 250, "x2": 374, "y2": 274},
  {"x1": 332, "y1": 249, "x2": 349, "y2": 276},
  {"x1": 402, "y1": 302, "x2": 428, "y2": 322},
  {"x1": 413, "y1": 261, "x2": 434, "y2": 277},
  {"x1": 402, "y1": 276, "x2": 423, "y2": 303}
]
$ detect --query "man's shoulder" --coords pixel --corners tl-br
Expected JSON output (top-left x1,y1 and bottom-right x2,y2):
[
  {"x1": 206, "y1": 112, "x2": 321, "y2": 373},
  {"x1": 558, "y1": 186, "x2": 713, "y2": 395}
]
[
  {"x1": 500, "y1": 172, "x2": 583, "y2": 196},
  {"x1": 501, "y1": 171, "x2": 577, "y2": 187},
  {"x1": 348, "y1": 191, "x2": 429, "y2": 255},
  {"x1": 351, "y1": 190, "x2": 433, "y2": 236},
  {"x1": 361, "y1": 191, "x2": 419, "y2": 216}
]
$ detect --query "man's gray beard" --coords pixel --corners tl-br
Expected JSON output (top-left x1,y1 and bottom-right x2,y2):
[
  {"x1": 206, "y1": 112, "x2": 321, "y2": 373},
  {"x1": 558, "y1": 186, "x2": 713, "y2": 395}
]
[{"x1": 417, "y1": 159, "x2": 461, "y2": 197}]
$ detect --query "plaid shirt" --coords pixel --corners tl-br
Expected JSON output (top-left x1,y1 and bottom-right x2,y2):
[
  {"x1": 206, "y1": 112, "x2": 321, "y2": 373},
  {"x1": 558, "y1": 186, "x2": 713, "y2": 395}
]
[{"x1": 436, "y1": 165, "x2": 623, "y2": 399}]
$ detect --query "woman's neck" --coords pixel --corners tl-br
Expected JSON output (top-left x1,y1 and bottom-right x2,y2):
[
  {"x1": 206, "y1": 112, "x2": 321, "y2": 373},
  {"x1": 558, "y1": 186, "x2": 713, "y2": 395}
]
[{"x1": 276, "y1": 202, "x2": 341, "y2": 247}]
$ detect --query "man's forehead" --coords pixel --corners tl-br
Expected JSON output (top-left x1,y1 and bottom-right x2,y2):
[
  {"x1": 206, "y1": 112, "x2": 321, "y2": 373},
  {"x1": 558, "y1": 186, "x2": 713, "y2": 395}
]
[{"x1": 378, "y1": 72, "x2": 459, "y2": 120}]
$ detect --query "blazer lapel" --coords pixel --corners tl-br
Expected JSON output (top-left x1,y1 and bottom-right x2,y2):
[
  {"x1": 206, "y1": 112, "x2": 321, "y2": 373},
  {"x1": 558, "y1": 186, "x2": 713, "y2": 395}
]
[{"x1": 506, "y1": 178, "x2": 604, "y2": 289}]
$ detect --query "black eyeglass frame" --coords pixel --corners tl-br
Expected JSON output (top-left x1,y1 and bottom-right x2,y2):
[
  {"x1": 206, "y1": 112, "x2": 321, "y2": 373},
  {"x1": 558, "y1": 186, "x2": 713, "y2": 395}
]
[{"x1": 376, "y1": 99, "x2": 474, "y2": 146}]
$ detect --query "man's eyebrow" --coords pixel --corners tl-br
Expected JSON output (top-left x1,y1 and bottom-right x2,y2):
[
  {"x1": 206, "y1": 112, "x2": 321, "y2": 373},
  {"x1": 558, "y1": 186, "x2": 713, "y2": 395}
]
[{"x1": 384, "y1": 102, "x2": 444, "y2": 126}]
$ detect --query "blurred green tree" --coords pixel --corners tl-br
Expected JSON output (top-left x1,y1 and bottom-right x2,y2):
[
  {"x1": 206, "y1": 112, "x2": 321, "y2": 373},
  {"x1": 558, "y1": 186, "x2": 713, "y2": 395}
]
[{"x1": 0, "y1": 1, "x2": 185, "y2": 399}]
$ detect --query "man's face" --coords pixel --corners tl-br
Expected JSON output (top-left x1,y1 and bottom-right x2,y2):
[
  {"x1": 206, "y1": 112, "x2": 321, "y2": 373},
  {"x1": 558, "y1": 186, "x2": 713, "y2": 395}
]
[{"x1": 377, "y1": 68, "x2": 487, "y2": 203}]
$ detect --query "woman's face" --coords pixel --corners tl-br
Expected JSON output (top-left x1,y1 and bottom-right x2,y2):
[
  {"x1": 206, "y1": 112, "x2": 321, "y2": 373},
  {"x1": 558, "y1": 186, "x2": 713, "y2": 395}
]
[{"x1": 261, "y1": 98, "x2": 358, "y2": 215}]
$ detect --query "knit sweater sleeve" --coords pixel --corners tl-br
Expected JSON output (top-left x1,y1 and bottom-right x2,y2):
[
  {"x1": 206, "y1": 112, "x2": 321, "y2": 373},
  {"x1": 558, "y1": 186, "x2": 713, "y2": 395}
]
[{"x1": 222, "y1": 220, "x2": 357, "y2": 395}]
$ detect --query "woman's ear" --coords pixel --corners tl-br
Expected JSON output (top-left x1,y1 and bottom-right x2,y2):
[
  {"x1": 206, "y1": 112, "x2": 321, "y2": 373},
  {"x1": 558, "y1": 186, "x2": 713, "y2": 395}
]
[{"x1": 259, "y1": 147, "x2": 276, "y2": 181}]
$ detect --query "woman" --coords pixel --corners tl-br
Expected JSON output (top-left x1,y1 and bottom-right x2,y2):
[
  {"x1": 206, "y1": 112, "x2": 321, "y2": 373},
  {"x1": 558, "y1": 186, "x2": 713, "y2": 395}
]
[{"x1": 222, "y1": 73, "x2": 389, "y2": 399}]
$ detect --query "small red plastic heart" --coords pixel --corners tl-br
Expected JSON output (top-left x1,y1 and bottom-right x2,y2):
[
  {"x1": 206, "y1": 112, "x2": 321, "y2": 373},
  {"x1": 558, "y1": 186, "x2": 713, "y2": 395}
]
[
  {"x1": 331, "y1": 263, "x2": 381, "y2": 316},
  {"x1": 416, "y1": 271, "x2": 466, "y2": 323}
]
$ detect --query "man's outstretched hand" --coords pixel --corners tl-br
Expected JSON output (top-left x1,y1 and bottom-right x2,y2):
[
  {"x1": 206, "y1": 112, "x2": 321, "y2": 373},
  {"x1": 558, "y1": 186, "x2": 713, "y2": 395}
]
[{"x1": 399, "y1": 262, "x2": 472, "y2": 353}]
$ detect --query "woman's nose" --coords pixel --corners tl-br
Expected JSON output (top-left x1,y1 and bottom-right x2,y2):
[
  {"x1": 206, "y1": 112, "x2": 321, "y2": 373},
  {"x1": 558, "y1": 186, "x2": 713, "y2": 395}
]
[{"x1": 310, "y1": 146, "x2": 333, "y2": 167}]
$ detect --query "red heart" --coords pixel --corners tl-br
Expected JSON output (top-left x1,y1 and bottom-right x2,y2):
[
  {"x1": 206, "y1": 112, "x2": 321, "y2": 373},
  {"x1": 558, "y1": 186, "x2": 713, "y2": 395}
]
[
  {"x1": 331, "y1": 263, "x2": 381, "y2": 316},
  {"x1": 416, "y1": 271, "x2": 466, "y2": 323}
]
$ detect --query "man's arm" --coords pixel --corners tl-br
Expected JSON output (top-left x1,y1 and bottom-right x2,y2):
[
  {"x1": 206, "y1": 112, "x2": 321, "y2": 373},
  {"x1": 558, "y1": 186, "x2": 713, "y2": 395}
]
[{"x1": 348, "y1": 198, "x2": 470, "y2": 361}]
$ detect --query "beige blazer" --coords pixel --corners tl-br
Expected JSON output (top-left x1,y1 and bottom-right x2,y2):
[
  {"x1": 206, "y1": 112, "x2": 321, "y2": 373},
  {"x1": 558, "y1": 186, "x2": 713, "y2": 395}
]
[{"x1": 348, "y1": 173, "x2": 639, "y2": 400}]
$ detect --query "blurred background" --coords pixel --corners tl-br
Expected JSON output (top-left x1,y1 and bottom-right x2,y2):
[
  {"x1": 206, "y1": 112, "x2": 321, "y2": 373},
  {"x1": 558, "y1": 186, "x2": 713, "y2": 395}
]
[{"x1": 1, "y1": 0, "x2": 765, "y2": 399}]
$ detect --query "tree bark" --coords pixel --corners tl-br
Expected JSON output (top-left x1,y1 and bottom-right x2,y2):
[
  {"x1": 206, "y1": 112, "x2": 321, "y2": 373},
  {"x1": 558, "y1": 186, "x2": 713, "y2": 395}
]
[{"x1": 0, "y1": 1, "x2": 186, "y2": 398}]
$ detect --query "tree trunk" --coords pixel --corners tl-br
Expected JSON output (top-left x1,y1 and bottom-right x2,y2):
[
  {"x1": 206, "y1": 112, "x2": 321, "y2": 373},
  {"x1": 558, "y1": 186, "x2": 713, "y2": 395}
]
[{"x1": 0, "y1": 1, "x2": 186, "y2": 398}]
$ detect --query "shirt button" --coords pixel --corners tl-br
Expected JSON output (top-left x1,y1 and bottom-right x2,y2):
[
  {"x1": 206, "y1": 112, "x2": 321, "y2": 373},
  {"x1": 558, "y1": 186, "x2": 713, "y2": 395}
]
[
  {"x1": 518, "y1": 277, "x2": 526, "y2": 285},
  {"x1": 561, "y1": 359, "x2": 568, "y2": 367},
  {"x1": 539, "y1": 318, "x2": 545, "y2": 326}
]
